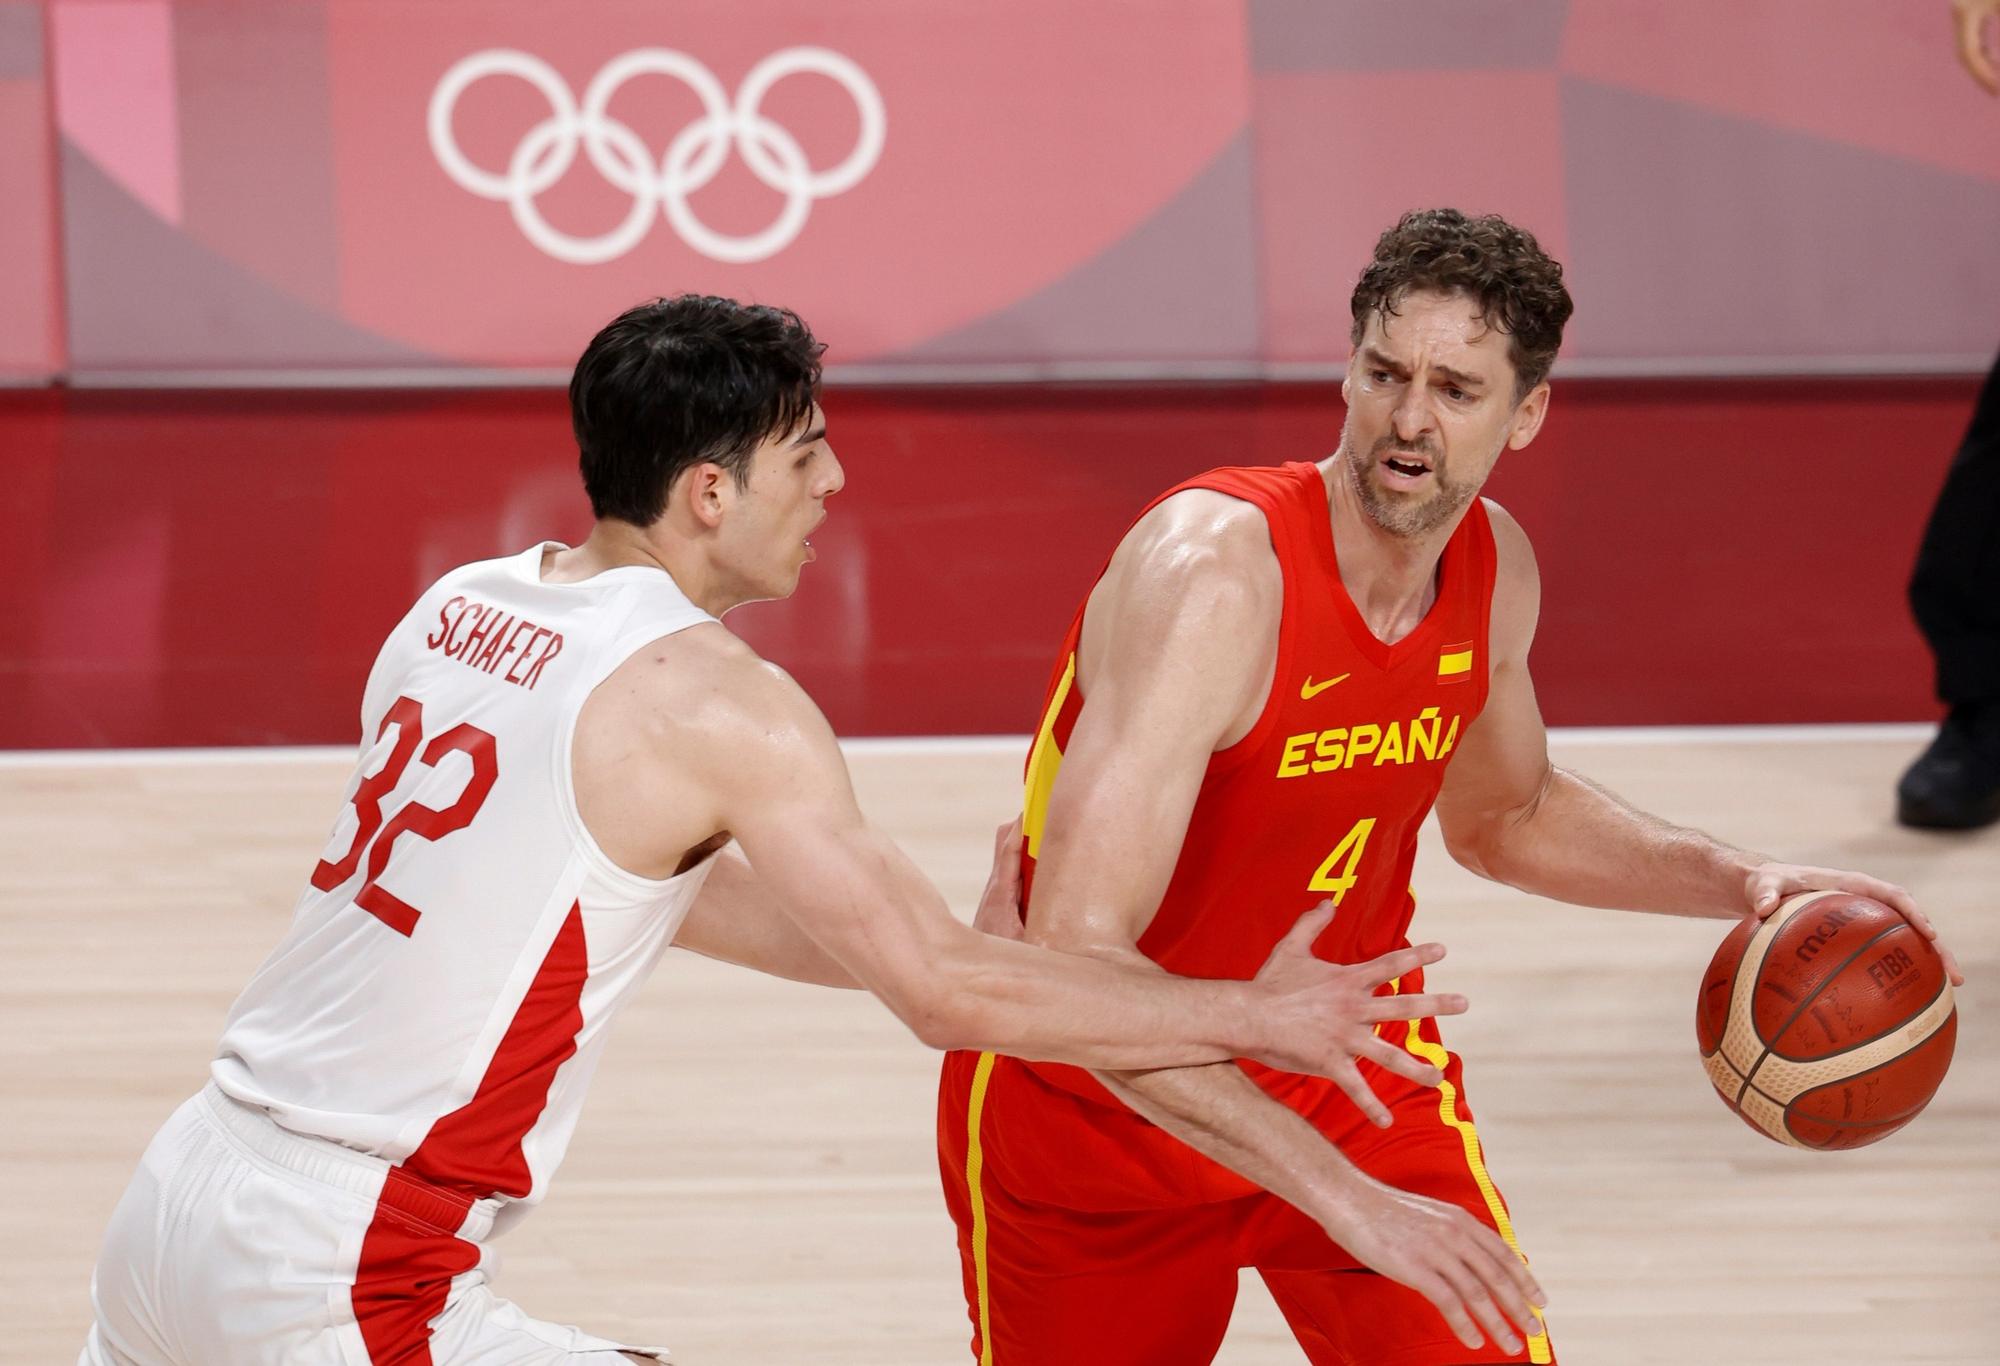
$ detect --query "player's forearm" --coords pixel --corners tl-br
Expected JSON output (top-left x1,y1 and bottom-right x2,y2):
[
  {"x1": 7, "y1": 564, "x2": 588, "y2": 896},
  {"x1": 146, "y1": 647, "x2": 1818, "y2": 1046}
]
[
  {"x1": 676, "y1": 849, "x2": 866, "y2": 988},
  {"x1": 1455, "y1": 766, "x2": 1757, "y2": 917},
  {"x1": 1095, "y1": 1063, "x2": 1363, "y2": 1229},
  {"x1": 918, "y1": 927, "x2": 1265, "y2": 1068},
  {"x1": 679, "y1": 926, "x2": 862, "y2": 988}
]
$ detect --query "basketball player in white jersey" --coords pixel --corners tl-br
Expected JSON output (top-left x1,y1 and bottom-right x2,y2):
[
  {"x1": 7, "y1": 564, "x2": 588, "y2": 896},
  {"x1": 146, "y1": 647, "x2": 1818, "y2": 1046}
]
[{"x1": 78, "y1": 296, "x2": 1481, "y2": 1365}]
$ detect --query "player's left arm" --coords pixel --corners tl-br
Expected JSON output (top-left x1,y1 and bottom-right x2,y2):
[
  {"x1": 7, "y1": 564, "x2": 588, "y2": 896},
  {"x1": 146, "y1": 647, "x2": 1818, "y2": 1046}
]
[
  {"x1": 673, "y1": 819, "x2": 1028, "y2": 988},
  {"x1": 1433, "y1": 501, "x2": 1963, "y2": 983}
]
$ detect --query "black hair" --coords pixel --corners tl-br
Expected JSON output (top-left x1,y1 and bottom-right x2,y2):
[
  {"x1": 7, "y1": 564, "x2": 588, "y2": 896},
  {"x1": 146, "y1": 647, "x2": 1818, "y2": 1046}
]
[{"x1": 570, "y1": 295, "x2": 826, "y2": 525}]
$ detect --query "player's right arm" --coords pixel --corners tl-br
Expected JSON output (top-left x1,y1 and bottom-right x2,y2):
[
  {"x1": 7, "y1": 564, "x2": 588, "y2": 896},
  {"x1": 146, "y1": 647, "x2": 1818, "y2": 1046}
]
[
  {"x1": 1023, "y1": 492, "x2": 1544, "y2": 1356},
  {"x1": 671, "y1": 818, "x2": 1027, "y2": 988},
  {"x1": 575, "y1": 622, "x2": 1390, "y2": 1074}
]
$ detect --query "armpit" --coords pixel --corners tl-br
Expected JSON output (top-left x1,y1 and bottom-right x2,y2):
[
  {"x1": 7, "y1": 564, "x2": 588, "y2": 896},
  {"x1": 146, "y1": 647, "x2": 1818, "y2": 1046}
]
[{"x1": 675, "y1": 831, "x2": 733, "y2": 877}]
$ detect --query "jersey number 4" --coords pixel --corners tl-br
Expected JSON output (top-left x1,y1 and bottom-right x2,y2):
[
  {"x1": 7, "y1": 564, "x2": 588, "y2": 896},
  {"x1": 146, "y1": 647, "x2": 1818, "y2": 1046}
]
[
  {"x1": 1307, "y1": 817, "x2": 1376, "y2": 905},
  {"x1": 310, "y1": 695, "x2": 498, "y2": 936}
]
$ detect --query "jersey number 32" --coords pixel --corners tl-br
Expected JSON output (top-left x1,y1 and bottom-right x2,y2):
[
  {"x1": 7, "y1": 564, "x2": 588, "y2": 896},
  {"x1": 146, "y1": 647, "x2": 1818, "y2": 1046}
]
[{"x1": 310, "y1": 695, "x2": 498, "y2": 936}]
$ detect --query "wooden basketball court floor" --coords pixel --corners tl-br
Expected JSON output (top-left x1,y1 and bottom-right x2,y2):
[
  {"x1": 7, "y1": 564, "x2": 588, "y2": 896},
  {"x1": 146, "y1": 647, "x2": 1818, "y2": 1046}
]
[{"x1": 3, "y1": 729, "x2": 1993, "y2": 1365}]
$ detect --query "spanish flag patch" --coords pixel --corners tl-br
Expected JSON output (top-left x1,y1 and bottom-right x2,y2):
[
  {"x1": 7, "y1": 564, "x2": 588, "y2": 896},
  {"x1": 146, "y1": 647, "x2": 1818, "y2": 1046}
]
[{"x1": 1438, "y1": 642, "x2": 1474, "y2": 683}]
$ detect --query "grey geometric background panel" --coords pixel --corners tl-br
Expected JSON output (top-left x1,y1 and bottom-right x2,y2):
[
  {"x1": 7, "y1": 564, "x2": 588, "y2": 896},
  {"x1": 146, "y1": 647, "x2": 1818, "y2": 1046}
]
[
  {"x1": 1562, "y1": 78, "x2": 2000, "y2": 364},
  {"x1": 0, "y1": 2, "x2": 42, "y2": 78},
  {"x1": 62, "y1": 148, "x2": 431, "y2": 374},
  {"x1": 1250, "y1": 0, "x2": 1570, "y2": 73},
  {"x1": 883, "y1": 133, "x2": 1261, "y2": 368}
]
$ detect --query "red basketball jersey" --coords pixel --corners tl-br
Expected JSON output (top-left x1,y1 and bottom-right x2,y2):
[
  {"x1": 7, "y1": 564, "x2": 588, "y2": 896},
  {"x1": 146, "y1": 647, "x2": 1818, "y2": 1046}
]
[{"x1": 1018, "y1": 461, "x2": 1498, "y2": 1133}]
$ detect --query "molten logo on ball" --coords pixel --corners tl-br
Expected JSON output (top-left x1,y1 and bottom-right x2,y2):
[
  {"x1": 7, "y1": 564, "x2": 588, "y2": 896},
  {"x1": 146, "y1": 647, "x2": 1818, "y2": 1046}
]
[
  {"x1": 1791, "y1": 902, "x2": 1866, "y2": 962},
  {"x1": 1697, "y1": 891, "x2": 1956, "y2": 1149}
]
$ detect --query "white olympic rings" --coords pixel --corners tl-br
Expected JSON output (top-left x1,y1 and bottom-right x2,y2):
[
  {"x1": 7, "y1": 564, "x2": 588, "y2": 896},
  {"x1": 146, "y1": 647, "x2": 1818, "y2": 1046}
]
[{"x1": 428, "y1": 47, "x2": 886, "y2": 265}]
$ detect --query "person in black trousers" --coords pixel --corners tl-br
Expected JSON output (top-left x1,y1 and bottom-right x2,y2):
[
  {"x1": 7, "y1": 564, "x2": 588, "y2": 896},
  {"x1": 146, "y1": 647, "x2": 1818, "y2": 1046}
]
[
  {"x1": 1901, "y1": 352, "x2": 2000, "y2": 827},
  {"x1": 1897, "y1": 0, "x2": 2000, "y2": 829}
]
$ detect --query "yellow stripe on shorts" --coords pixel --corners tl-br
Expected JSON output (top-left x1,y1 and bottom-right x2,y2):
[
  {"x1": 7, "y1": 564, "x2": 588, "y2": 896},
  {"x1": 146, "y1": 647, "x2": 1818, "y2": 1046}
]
[
  {"x1": 1401, "y1": 1020, "x2": 1552, "y2": 1363},
  {"x1": 965, "y1": 1051, "x2": 999, "y2": 1365}
]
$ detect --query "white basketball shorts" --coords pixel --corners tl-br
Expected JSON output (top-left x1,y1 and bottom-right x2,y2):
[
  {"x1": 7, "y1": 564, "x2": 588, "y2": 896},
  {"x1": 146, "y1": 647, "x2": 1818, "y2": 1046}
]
[{"x1": 79, "y1": 1084, "x2": 666, "y2": 1365}]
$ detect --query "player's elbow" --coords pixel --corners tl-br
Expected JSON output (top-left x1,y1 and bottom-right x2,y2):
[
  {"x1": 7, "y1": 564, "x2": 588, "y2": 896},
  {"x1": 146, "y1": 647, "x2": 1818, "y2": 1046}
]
[
  {"x1": 1443, "y1": 770, "x2": 1556, "y2": 882},
  {"x1": 1441, "y1": 813, "x2": 1509, "y2": 882},
  {"x1": 899, "y1": 935, "x2": 1041, "y2": 1053},
  {"x1": 902, "y1": 989, "x2": 973, "y2": 1051},
  {"x1": 915, "y1": 992, "x2": 1012, "y2": 1053},
  {"x1": 875, "y1": 959, "x2": 982, "y2": 1051}
]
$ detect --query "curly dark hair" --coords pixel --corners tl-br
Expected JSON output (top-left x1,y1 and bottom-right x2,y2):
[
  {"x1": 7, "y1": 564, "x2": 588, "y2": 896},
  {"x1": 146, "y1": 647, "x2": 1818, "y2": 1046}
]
[
  {"x1": 1349, "y1": 209, "x2": 1573, "y2": 397},
  {"x1": 570, "y1": 295, "x2": 826, "y2": 526}
]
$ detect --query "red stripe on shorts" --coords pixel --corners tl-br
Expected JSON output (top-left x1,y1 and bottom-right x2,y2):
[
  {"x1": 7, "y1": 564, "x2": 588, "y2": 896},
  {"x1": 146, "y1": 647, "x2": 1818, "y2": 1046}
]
[{"x1": 351, "y1": 903, "x2": 590, "y2": 1363}]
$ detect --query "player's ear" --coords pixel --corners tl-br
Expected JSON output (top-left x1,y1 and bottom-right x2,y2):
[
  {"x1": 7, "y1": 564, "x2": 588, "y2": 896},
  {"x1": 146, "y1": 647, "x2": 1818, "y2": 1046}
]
[
  {"x1": 1506, "y1": 382, "x2": 1551, "y2": 451},
  {"x1": 682, "y1": 463, "x2": 733, "y2": 529}
]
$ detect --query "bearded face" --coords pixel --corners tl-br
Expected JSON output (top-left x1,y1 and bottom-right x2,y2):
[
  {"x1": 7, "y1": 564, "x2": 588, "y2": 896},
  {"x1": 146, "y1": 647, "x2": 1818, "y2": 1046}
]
[{"x1": 1338, "y1": 290, "x2": 1536, "y2": 539}]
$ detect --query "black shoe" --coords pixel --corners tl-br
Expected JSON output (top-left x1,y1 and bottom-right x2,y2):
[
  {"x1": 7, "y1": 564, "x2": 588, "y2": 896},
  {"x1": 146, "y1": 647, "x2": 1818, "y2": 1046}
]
[{"x1": 1897, "y1": 703, "x2": 2000, "y2": 830}]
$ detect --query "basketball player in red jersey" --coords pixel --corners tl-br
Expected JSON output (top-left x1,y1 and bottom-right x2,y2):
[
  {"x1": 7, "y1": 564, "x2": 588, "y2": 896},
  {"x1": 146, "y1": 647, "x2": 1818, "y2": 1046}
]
[{"x1": 937, "y1": 210, "x2": 1964, "y2": 1365}]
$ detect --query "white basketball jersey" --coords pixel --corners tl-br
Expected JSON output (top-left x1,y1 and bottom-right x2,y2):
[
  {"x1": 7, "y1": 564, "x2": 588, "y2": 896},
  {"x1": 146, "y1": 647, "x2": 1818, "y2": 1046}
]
[{"x1": 214, "y1": 544, "x2": 719, "y2": 1223}]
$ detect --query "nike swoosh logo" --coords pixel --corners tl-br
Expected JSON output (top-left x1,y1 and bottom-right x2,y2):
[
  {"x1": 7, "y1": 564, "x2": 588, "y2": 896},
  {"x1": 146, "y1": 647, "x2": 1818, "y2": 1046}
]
[{"x1": 1300, "y1": 673, "x2": 1350, "y2": 700}]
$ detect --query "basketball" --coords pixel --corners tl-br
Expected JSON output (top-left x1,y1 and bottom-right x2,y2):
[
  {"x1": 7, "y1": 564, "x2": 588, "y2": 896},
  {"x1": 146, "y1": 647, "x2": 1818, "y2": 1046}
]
[{"x1": 1697, "y1": 892, "x2": 1957, "y2": 1149}]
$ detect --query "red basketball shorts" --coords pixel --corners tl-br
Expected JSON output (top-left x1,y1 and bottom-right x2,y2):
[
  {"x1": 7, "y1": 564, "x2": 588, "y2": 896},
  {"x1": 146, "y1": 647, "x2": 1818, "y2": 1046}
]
[{"x1": 936, "y1": 1020, "x2": 1554, "y2": 1366}]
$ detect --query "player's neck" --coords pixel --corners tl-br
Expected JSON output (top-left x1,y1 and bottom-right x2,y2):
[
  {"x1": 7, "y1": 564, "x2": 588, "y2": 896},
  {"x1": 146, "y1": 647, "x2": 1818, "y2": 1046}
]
[
  {"x1": 543, "y1": 520, "x2": 742, "y2": 616},
  {"x1": 1318, "y1": 457, "x2": 1456, "y2": 645}
]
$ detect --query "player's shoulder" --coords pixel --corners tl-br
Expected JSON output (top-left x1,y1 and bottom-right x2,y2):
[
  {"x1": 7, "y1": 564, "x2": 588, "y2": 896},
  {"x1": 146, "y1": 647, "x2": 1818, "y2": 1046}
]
[
  {"x1": 1118, "y1": 485, "x2": 1281, "y2": 586},
  {"x1": 1478, "y1": 496, "x2": 1532, "y2": 556},
  {"x1": 1477, "y1": 498, "x2": 1542, "y2": 657},
  {"x1": 1478, "y1": 497, "x2": 1539, "y2": 584},
  {"x1": 415, "y1": 545, "x2": 538, "y2": 601},
  {"x1": 572, "y1": 623, "x2": 843, "y2": 858},
  {"x1": 598, "y1": 623, "x2": 826, "y2": 755},
  {"x1": 1086, "y1": 487, "x2": 1281, "y2": 668}
]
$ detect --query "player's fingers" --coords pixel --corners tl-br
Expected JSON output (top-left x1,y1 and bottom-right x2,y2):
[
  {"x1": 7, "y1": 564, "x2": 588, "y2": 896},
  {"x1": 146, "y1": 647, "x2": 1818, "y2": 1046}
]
[
  {"x1": 1460, "y1": 1220, "x2": 1545, "y2": 1327},
  {"x1": 1874, "y1": 892, "x2": 1963, "y2": 983},
  {"x1": 1957, "y1": 3, "x2": 2000, "y2": 92},
  {"x1": 993, "y1": 816, "x2": 1022, "y2": 859},
  {"x1": 1429, "y1": 1258, "x2": 1504, "y2": 1352},
  {"x1": 1878, "y1": 888, "x2": 1938, "y2": 945},
  {"x1": 1833, "y1": 870, "x2": 1915, "y2": 915},
  {"x1": 1830, "y1": 879, "x2": 1962, "y2": 982},
  {"x1": 1355, "y1": 1035, "x2": 1444, "y2": 1087},
  {"x1": 1876, "y1": 885, "x2": 1922, "y2": 925},
  {"x1": 1863, "y1": 891, "x2": 1967, "y2": 983},
  {"x1": 1748, "y1": 872, "x2": 1788, "y2": 916},
  {"x1": 1329, "y1": 1060, "x2": 1396, "y2": 1129},
  {"x1": 1276, "y1": 900, "x2": 1337, "y2": 953},
  {"x1": 1457, "y1": 1248, "x2": 1531, "y2": 1354},
  {"x1": 1409, "y1": 1270, "x2": 1485, "y2": 1351},
  {"x1": 1441, "y1": 1256, "x2": 1521, "y2": 1357},
  {"x1": 1504, "y1": 1243, "x2": 1548, "y2": 1309},
  {"x1": 1360, "y1": 990, "x2": 1467, "y2": 1023},
  {"x1": 1355, "y1": 940, "x2": 1447, "y2": 986}
]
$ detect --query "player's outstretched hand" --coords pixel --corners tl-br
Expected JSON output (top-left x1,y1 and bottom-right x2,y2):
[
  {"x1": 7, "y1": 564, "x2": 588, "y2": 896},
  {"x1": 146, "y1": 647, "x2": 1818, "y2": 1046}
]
[
  {"x1": 1744, "y1": 862, "x2": 1964, "y2": 986},
  {"x1": 1320, "y1": 1169, "x2": 1547, "y2": 1356},
  {"x1": 1248, "y1": 903, "x2": 1470, "y2": 1126},
  {"x1": 971, "y1": 816, "x2": 1026, "y2": 941}
]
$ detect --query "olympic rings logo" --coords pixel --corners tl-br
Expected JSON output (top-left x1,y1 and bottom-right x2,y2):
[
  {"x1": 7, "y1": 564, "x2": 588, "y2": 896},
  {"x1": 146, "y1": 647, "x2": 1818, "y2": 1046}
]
[{"x1": 428, "y1": 48, "x2": 886, "y2": 265}]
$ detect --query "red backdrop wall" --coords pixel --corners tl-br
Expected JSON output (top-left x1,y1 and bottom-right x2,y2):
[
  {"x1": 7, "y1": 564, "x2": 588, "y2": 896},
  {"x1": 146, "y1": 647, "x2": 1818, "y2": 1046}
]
[{"x1": 0, "y1": 378, "x2": 1972, "y2": 748}]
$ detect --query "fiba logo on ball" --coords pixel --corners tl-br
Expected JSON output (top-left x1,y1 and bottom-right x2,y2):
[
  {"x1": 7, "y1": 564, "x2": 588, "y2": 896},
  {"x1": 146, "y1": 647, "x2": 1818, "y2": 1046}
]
[{"x1": 428, "y1": 47, "x2": 887, "y2": 265}]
